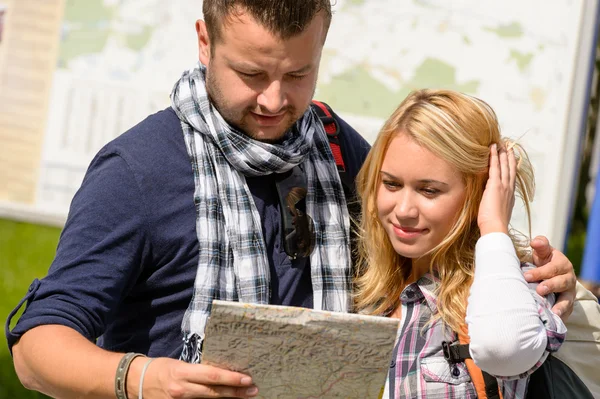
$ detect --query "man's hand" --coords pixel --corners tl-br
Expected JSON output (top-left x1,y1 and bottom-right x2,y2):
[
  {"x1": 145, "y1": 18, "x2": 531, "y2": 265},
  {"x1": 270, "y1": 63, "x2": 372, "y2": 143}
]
[
  {"x1": 524, "y1": 236, "x2": 577, "y2": 320},
  {"x1": 12, "y1": 324, "x2": 257, "y2": 399},
  {"x1": 131, "y1": 357, "x2": 258, "y2": 399}
]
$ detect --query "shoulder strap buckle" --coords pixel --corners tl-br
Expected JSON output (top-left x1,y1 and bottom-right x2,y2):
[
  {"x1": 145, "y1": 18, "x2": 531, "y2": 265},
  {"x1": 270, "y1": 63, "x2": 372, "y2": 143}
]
[{"x1": 442, "y1": 341, "x2": 471, "y2": 364}]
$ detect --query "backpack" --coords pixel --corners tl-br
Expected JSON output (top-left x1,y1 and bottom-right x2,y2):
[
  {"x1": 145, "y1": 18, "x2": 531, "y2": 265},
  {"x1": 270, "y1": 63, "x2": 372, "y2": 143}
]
[
  {"x1": 443, "y1": 325, "x2": 594, "y2": 398},
  {"x1": 312, "y1": 100, "x2": 596, "y2": 399},
  {"x1": 551, "y1": 281, "x2": 600, "y2": 398}
]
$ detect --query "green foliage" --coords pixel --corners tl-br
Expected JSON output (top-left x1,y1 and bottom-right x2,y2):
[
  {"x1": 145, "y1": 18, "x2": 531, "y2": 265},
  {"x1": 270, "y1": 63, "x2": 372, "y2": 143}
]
[
  {"x1": 566, "y1": 230, "x2": 587, "y2": 277},
  {"x1": 0, "y1": 219, "x2": 60, "y2": 399},
  {"x1": 565, "y1": 35, "x2": 600, "y2": 279}
]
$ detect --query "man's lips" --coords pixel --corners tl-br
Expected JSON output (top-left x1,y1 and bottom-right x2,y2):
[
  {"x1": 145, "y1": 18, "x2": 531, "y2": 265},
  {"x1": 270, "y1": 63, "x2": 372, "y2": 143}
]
[{"x1": 251, "y1": 112, "x2": 286, "y2": 127}]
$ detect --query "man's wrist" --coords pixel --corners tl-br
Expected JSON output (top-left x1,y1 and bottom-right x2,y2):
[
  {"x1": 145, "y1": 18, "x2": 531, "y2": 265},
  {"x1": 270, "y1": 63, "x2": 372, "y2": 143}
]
[
  {"x1": 126, "y1": 356, "x2": 148, "y2": 399},
  {"x1": 116, "y1": 353, "x2": 145, "y2": 399}
]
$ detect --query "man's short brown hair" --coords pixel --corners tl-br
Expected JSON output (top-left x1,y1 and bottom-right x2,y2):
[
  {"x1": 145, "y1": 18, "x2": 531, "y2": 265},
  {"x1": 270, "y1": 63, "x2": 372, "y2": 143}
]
[{"x1": 203, "y1": 0, "x2": 332, "y2": 44}]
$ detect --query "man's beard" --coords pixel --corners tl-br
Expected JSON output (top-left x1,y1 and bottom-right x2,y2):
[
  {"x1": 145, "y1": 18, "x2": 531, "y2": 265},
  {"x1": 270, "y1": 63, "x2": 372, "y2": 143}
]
[{"x1": 205, "y1": 71, "x2": 308, "y2": 143}]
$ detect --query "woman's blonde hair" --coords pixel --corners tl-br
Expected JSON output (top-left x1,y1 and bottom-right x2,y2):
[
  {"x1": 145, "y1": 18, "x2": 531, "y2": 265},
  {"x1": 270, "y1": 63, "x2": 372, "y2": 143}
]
[{"x1": 354, "y1": 89, "x2": 535, "y2": 333}]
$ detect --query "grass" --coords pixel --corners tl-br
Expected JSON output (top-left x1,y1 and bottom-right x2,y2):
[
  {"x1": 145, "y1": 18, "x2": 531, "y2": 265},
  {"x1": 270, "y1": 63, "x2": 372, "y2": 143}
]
[{"x1": 0, "y1": 218, "x2": 60, "y2": 399}]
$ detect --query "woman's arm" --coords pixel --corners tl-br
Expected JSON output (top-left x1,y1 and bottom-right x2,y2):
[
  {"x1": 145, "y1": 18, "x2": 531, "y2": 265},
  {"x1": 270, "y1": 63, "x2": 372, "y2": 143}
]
[
  {"x1": 466, "y1": 233, "x2": 566, "y2": 378},
  {"x1": 470, "y1": 145, "x2": 566, "y2": 377}
]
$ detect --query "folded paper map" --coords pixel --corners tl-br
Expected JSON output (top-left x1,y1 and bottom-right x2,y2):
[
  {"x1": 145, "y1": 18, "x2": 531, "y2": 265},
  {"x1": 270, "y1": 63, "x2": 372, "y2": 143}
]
[{"x1": 202, "y1": 300, "x2": 400, "y2": 399}]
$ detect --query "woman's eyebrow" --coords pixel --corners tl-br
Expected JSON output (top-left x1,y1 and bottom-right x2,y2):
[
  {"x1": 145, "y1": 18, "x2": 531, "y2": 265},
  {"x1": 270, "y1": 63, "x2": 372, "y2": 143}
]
[{"x1": 380, "y1": 172, "x2": 448, "y2": 187}]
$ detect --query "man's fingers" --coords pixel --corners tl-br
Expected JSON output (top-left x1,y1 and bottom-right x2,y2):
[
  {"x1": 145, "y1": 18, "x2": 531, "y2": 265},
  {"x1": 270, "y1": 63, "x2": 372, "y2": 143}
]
[
  {"x1": 179, "y1": 364, "x2": 258, "y2": 398},
  {"x1": 551, "y1": 289, "x2": 575, "y2": 321},
  {"x1": 524, "y1": 261, "x2": 560, "y2": 284},
  {"x1": 189, "y1": 365, "x2": 254, "y2": 387},
  {"x1": 533, "y1": 272, "x2": 573, "y2": 295},
  {"x1": 525, "y1": 236, "x2": 576, "y2": 322},
  {"x1": 150, "y1": 359, "x2": 257, "y2": 398},
  {"x1": 530, "y1": 235, "x2": 553, "y2": 266},
  {"x1": 529, "y1": 264, "x2": 577, "y2": 322},
  {"x1": 183, "y1": 383, "x2": 259, "y2": 398}
]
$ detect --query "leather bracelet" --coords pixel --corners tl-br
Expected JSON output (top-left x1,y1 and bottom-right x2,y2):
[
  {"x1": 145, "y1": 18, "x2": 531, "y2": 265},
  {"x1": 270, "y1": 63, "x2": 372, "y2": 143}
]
[
  {"x1": 115, "y1": 352, "x2": 145, "y2": 399},
  {"x1": 138, "y1": 358, "x2": 155, "y2": 399}
]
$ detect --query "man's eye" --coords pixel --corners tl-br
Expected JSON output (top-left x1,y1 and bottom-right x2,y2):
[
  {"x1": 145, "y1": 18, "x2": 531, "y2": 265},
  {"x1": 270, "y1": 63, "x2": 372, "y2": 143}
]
[
  {"x1": 238, "y1": 71, "x2": 260, "y2": 78},
  {"x1": 287, "y1": 74, "x2": 308, "y2": 80}
]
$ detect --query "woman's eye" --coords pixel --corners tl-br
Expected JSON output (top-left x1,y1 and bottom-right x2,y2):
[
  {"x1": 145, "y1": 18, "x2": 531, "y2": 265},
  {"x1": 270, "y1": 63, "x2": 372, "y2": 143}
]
[
  {"x1": 421, "y1": 188, "x2": 440, "y2": 196},
  {"x1": 383, "y1": 180, "x2": 400, "y2": 189}
]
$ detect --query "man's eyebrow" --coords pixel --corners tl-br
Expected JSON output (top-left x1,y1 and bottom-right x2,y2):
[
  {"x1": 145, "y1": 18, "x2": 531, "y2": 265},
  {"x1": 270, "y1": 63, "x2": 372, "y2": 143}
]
[
  {"x1": 230, "y1": 61, "x2": 262, "y2": 72},
  {"x1": 288, "y1": 64, "x2": 312, "y2": 74},
  {"x1": 229, "y1": 61, "x2": 313, "y2": 74}
]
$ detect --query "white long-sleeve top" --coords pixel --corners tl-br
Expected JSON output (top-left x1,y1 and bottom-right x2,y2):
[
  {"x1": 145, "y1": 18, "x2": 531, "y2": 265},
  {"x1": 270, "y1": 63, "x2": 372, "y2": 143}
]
[{"x1": 466, "y1": 232, "x2": 567, "y2": 377}]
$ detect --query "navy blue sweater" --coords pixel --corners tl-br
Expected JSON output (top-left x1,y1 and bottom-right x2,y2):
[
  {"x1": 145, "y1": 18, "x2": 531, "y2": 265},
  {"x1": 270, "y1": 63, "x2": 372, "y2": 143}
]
[{"x1": 6, "y1": 107, "x2": 370, "y2": 358}]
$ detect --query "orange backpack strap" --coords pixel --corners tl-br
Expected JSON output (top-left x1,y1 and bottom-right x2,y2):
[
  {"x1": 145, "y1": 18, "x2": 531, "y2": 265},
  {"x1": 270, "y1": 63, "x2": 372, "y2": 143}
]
[{"x1": 442, "y1": 325, "x2": 503, "y2": 399}]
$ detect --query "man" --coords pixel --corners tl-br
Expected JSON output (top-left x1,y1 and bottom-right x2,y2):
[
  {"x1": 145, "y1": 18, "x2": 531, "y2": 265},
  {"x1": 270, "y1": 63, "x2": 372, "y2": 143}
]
[{"x1": 6, "y1": 1, "x2": 576, "y2": 398}]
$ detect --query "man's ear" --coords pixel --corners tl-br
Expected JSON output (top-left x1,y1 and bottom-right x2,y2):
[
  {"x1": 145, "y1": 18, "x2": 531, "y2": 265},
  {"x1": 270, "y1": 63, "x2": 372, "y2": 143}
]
[{"x1": 196, "y1": 20, "x2": 211, "y2": 65}]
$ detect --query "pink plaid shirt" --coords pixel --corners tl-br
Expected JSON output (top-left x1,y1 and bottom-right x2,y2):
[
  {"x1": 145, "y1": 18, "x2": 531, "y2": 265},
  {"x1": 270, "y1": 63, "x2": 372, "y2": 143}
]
[{"x1": 386, "y1": 266, "x2": 566, "y2": 399}]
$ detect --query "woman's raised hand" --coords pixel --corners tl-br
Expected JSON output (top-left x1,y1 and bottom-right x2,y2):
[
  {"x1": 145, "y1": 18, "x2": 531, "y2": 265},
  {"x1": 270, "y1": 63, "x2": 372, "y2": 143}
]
[{"x1": 477, "y1": 143, "x2": 517, "y2": 236}]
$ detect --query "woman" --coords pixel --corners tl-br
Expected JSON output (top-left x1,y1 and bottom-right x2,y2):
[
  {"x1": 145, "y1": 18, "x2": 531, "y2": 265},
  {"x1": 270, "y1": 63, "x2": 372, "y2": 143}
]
[{"x1": 354, "y1": 89, "x2": 566, "y2": 398}]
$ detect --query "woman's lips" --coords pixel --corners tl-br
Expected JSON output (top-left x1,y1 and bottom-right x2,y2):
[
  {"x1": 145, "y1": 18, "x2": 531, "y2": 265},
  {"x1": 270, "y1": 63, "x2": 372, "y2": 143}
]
[{"x1": 392, "y1": 224, "x2": 427, "y2": 240}]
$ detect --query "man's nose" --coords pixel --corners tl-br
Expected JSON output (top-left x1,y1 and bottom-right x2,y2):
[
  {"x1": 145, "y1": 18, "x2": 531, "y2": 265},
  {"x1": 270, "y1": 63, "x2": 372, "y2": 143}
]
[{"x1": 257, "y1": 80, "x2": 287, "y2": 114}]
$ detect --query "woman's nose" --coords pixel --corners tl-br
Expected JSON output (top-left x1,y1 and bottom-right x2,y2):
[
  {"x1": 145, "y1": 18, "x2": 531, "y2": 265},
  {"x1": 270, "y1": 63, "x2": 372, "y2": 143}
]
[{"x1": 395, "y1": 191, "x2": 419, "y2": 220}]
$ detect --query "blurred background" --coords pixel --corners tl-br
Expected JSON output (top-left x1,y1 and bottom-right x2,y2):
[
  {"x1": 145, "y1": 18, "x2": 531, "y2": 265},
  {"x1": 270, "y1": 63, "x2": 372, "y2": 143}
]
[{"x1": 0, "y1": 0, "x2": 599, "y2": 397}]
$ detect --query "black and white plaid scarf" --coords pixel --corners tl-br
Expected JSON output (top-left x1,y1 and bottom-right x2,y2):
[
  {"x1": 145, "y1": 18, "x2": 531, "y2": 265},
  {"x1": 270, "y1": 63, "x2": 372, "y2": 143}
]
[{"x1": 171, "y1": 63, "x2": 352, "y2": 363}]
